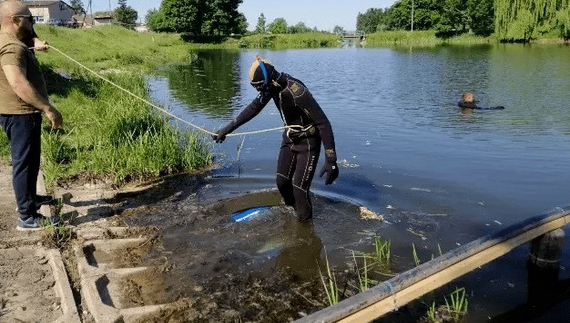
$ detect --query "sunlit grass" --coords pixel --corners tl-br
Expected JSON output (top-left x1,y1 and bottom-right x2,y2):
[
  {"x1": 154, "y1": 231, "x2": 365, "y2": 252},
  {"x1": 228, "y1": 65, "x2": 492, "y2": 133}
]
[
  {"x1": 0, "y1": 26, "x2": 216, "y2": 187},
  {"x1": 421, "y1": 287, "x2": 469, "y2": 323}
]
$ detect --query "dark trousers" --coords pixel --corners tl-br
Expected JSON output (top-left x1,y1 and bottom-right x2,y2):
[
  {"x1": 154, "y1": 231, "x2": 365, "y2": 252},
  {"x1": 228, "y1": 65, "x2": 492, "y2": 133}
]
[
  {"x1": 0, "y1": 113, "x2": 42, "y2": 219},
  {"x1": 276, "y1": 133, "x2": 321, "y2": 221}
]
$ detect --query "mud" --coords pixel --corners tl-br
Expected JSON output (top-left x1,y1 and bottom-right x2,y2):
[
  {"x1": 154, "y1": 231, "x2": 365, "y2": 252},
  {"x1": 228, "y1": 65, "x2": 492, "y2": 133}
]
[{"x1": 94, "y1": 174, "x2": 442, "y2": 322}]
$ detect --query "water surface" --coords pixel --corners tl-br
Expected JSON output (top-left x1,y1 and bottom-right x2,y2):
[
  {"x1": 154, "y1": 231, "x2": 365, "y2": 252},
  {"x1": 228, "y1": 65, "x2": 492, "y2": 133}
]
[{"x1": 143, "y1": 44, "x2": 570, "y2": 322}]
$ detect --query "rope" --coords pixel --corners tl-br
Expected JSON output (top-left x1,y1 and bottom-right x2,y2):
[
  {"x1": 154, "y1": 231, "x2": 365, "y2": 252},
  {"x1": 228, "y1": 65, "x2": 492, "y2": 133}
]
[{"x1": 48, "y1": 45, "x2": 296, "y2": 138}]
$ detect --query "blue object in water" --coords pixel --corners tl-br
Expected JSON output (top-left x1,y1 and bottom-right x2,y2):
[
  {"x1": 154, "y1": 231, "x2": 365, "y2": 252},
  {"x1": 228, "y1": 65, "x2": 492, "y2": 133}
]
[{"x1": 231, "y1": 206, "x2": 272, "y2": 222}]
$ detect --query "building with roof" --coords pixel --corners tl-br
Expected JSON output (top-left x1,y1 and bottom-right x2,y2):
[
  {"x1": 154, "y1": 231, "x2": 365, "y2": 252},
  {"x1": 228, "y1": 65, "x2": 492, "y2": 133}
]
[{"x1": 23, "y1": 0, "x2": 74, "y2": 26}]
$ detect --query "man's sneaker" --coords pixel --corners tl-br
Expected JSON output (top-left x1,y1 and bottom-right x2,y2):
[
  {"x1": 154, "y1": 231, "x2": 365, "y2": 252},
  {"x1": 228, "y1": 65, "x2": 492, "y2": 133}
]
[{"x1": 16, "y1": 214, "x2": 60, "y2": 231}]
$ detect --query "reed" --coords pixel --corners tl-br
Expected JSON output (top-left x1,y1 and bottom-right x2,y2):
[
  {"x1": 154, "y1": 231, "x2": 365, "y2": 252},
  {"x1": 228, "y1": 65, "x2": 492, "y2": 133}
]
[
  {"x1": 445, "y1": 287, "x2": 468, "y2": 321},
  {"x1": 351, "y1": 250, "x2": 370, "y2": 293},
  {"x1": 373, "y1": 235, "x2": 391, "y2": 264},
  {"x1": 319, "y1": 248, "x2": 340, "y2": 306},
  {"x1": 412, "y1": 243, "x2": 421, "y2": 266}
]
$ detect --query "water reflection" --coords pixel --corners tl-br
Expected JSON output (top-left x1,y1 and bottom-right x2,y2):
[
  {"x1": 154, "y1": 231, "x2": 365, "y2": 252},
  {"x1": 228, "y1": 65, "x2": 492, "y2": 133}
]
[{"x1": 154, "y1": 49, "x2": 242, "y2": 117}]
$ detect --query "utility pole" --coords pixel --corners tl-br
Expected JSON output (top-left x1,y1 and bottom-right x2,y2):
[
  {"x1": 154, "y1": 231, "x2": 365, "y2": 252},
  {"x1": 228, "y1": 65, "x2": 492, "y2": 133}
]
[{"x1": 411, "y1": 0, "x2": 414, "y2": 31}]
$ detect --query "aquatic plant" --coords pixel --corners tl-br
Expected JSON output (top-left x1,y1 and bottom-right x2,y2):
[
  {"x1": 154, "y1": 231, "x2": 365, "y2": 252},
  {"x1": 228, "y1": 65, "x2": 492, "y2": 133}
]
[
  {"x1": 445, "y1": 287, "x2": 468, "y2": 321},
  {"x1": 319, "y1": 248, "x2": 339, "y2": 306},
  {"x1": 412, "y1": 243, "x2": 421, "y2": 266},
  {"x1": 373, "y1": 235, "x2": 391, "y2": 264}
]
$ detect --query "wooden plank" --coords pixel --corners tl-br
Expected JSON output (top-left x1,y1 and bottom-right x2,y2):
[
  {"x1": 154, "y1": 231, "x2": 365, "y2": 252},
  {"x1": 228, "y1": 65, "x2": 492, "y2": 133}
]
[{"x1": 295, "y1": 206, "x2": 570, "y2": 323}]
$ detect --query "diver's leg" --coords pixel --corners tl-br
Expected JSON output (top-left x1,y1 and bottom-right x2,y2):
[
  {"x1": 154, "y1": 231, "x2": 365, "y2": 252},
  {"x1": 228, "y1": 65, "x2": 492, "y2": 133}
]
[
  {"x1": 291, "y1": 136, "x2": 321, "y2": 221},
  {"x1": 276, "y1": 137, "x2": 296, "y2": 207}
]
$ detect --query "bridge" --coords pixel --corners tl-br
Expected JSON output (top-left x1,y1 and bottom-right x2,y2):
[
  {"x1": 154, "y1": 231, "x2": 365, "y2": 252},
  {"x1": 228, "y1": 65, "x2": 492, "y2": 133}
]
[{"x1": 340, "y1": 31, "x2": 366, "y2": 42}]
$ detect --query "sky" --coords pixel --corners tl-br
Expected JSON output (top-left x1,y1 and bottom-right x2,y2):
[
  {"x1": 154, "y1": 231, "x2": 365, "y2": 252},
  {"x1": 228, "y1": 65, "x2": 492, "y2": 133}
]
[{"x1": 89, "y1": 0, "x2": 397, "y2": 31}]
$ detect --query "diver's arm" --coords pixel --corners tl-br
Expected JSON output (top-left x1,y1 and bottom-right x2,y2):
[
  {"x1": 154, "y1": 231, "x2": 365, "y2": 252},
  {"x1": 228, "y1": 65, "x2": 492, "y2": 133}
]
[{"x1": 216, "y1": 92, "x2": 271, "y2": 135}]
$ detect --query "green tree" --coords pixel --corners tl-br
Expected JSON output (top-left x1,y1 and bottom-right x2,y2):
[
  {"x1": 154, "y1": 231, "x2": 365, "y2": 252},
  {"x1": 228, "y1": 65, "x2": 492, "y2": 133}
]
[
  {"x1": 289, "y1": 22, "x2": 311, "y2": 34},
  {"x1": 235, "y1": 12, "x2": 248, "y2": 35},
  {"x1": 255, "y1": 13, "x2": 266, "y2": 33},
  {"x1": 115, "y1": 0, "x2": 138, "y2": 27},
  {"x1": 357, "y1": 8, "x2": 387, "y2": 33},
  {"x1": 332, "y1": 25, "x2": 345, "y2": 34},
  {"x1": 158, "y1": 0, "x2": 243, "y2": 36},
  {"x1": 496, "y1": 0, "x2": 570, "y2": 40},
  {"x1": 69, "y1": 0, "x2": 84, "y2": 14},
  {"x1": 201, "y1": 0, "x2": 243, "y2": 35},
  {"x1": 161, "y1": 0, "x2": 206, "y2": 34},
  {"x1": 146, "y1": 9, "x2": 174, "y2": 32},
  {"x1": 268, "y1": 17, "x2": 288, "y2": 34},
  {"x1": 434, "y1": 0, "x2": 468, "y2": 37},
  {"x1": 468, "y1": 0, "x2": 493, "y2": 36}
]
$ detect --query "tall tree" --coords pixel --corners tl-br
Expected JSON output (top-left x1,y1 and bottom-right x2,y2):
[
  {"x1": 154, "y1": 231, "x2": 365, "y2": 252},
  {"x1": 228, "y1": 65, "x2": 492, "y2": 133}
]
[
  {"x1": 159, "y1": 0, "x2": 243, "y2": 36},
  {"x1": 115, "y1": 0, "x2": 138, "y2": 27},
  {"x1": 332, "y1": 25, "x2": 345, "y2": 34},
  {"x1": 289, "y1": 22, "x2": 311, "y2": 34},
  {"x1": 357, "y1": 8, "x2": 386, "y2": 33},
  {"x1": 146, "y1": 9, "x2": 174, "y2": 32},
  {"x1": 69, "y1": 0, "x2": 84, "y2": 14},
  {"x1": 468, "y1": 0, "x2": 493, "y2": 36},
  {"x1": 267, "y1": 17, "x2": 288, "y2": 34},
  {"x1": 235, "y1": 12, "x2": 248, "y2": 35},
  {"x1": 201, "y1": 0, "x2": 243, "y2": 35},
  {"x1": 496, "y1": 0, "x2": 570, "y2": 40},
  {"x1": 435, "y1": 0, "x2": 469, "y2": 37},
  {"x1": 255, "y1": 13, "x2": 266, "y2": 33}
]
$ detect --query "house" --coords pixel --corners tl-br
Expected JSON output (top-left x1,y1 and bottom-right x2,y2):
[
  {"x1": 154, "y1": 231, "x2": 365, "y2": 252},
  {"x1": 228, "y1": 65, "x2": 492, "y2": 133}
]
[
  {"x1": 134, "y1": 24, "x2": 149, "y2": 33},
  {"x1": 23, "y1": 0, "x2": 74, "y2": 26},
  {"x1": 71, "y1": 13, "x2": 114, "y2": 28}
]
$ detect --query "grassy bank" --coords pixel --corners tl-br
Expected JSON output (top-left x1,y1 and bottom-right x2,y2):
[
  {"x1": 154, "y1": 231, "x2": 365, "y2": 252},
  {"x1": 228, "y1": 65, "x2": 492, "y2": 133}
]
[
  {"x1": 0, "y1": 25, "x2": 214, "y2": 187},
  {"x1": 362, "y1": 30, "x2": 496, "y2": 46}
]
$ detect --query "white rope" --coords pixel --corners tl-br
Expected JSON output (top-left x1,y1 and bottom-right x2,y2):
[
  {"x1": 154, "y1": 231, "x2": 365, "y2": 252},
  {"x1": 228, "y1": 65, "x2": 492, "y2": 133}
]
[{"x1": 48, "y1": 45, "x2": 298, "y2": 138}]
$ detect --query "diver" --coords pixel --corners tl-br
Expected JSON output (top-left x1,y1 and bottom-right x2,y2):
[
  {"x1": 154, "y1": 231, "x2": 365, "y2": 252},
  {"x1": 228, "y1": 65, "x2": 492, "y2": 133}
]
[
  {"x1": 212, "y1": 55, "x2": 339, "y2": 221},
  {"x1": 458, "y1": 92, "x2": 505, "y2": 110}
]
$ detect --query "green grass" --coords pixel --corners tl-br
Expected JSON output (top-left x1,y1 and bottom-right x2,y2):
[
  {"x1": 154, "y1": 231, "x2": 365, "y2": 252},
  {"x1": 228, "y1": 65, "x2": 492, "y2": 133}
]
[
  {"x1": 421, "y1": 287, "x2": 469, "y2": 323},
  {"x1": 0, "y1": 25, "x2": 215, "y2": 188},
  {"x1": 229, "y1": 32, "x2": 339, "y2": 49}
]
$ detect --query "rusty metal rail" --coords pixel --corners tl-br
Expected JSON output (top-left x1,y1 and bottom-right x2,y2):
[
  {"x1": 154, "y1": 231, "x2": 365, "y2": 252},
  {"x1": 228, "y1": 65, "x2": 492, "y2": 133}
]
[{"x1": 295, "y1": 205, "x2": 570, "y2": 323}]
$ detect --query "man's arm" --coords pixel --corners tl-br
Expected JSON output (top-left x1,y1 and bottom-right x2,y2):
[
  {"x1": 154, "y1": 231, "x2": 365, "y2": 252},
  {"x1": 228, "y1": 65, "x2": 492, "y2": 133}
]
[{"x1": 2, "y1": 64, "x2": 62, "y2": 128}]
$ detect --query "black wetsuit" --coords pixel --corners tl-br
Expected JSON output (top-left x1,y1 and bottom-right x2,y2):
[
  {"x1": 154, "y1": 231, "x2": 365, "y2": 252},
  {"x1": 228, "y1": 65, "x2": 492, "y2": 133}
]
[
  {"x1": 220, "y1": 72, "x2": 337, "y2": 220},
  {"x1": 458, "y1": 101, "x2": 505, "y2": 110}
]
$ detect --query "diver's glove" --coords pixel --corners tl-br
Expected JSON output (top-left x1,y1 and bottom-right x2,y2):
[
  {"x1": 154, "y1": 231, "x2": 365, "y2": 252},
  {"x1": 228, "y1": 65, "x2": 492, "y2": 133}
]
[
  {"x1": 319, "y1": 149, "x2": 339, "y2": 185},
  {"x1": 212, "y1": 123, "x2": 234, "y2": 143}
]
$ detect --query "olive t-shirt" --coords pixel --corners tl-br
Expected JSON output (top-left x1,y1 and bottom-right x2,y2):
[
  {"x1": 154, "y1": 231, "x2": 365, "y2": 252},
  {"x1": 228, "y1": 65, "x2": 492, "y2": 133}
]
[{"x1": 0, "y1": 32, "x2": 48, "y2": 114}]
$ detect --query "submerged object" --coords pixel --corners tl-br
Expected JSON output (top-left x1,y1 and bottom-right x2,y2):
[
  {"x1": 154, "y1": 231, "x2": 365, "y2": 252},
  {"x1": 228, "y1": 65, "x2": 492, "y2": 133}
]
[{"x1": 231, "y1": 206, "x2": 272, "y2": 222}]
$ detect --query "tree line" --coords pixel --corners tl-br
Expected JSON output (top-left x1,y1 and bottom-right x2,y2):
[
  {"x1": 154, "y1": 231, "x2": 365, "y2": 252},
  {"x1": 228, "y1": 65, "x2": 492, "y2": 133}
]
[
  {"x1": 357, "y1": 0, "x2": 569, "y2": 41},
  {"x1": 68, "y1": 0, "x2": 570, "y2": 41}
]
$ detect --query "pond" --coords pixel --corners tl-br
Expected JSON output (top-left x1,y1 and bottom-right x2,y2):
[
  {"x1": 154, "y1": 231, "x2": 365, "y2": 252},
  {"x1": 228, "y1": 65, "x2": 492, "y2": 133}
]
[{"x1": 123, "y1": 44, "x2": 570, "y2": 322}]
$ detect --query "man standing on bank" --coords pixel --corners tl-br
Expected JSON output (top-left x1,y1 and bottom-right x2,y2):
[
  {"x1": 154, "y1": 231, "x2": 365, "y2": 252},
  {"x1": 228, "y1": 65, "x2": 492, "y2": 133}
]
[
  {"x1": 213, "y1": 55, "x2": 339, "y2": 221},
  {"x1": 0, "y1": 0, "x2": 63, "y2": 230}
]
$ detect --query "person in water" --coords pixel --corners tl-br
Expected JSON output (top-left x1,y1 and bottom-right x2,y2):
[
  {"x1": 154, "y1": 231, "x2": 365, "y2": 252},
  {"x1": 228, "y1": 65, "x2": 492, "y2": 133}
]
[
  {"x1": 458, "y1": 92, "x2": 504, "y2": 110},
  {"x1": 212, "y1": 55, "x2": 339, "y2": 221}
]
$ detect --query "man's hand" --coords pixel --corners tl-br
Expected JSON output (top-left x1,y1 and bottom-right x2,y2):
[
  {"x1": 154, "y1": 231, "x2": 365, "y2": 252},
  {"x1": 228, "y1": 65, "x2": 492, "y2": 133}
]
[
  {"x1": 45, "y1": 106, "x2": 63, "y2": 129},
  {"x1": 33, "y1": 38, "x2": 49, "y2": 51}
]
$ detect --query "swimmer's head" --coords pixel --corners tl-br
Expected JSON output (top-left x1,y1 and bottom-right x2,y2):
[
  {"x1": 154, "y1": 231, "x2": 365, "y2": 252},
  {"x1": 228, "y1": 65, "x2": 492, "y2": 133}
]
[{"x1": 461, "y1": 92, "x2": 475, "y2": 103}]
